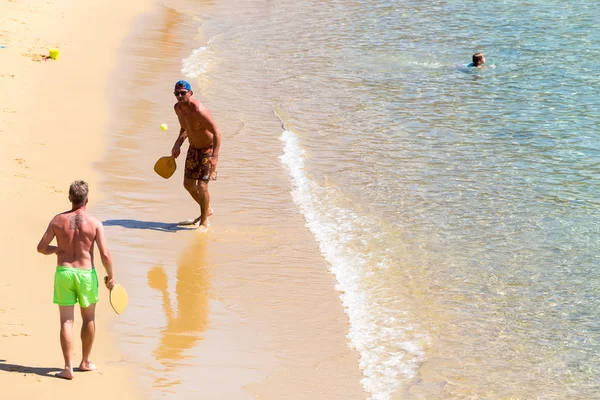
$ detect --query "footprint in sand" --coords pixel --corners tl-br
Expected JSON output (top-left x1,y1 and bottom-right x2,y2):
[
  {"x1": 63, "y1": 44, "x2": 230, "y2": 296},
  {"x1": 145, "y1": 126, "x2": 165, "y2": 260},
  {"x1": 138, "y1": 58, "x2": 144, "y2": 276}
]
[
  {"x1": 23, "y1": 53, "x2": 45, "y2": 62},
  {"x1": 47, "y1": 185, "x2": 63, "y2": 193},
  {"x1": 14, "y1": 158, "x2": 28, "y2": 167},
  {"x1": 44, "y1": 181, "x2": 63, "y2": 192}
]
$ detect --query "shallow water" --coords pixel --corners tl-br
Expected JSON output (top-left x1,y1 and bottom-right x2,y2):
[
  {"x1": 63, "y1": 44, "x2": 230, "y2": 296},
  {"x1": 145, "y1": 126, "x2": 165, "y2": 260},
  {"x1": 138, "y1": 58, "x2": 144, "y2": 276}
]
[
  {"x1": 179, "y1": 0, "x2": 600, "y2": 398},
  {"x1": 97, "y1": 0, "x2": 600, "y2": 398}
]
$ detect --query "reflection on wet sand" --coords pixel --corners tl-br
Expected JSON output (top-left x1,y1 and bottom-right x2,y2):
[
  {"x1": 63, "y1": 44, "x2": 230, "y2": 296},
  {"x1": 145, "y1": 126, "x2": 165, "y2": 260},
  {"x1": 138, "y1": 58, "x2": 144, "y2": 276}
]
[{"x1": 147, "y1": 236, "x2": 210, "y2": 368}]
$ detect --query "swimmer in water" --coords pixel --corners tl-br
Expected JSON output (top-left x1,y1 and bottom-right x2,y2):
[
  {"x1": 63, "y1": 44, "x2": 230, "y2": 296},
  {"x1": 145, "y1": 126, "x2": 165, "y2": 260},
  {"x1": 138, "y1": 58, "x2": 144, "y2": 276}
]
[{"x1": 467, "y1": 52, "x2": 485, "y2": 68}]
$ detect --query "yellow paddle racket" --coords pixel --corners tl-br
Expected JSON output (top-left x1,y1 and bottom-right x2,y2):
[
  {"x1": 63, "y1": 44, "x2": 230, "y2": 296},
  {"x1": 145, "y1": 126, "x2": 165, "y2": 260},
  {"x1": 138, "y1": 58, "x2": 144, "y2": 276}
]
[
  {"x1": 104, "y1": 276, "x2": 129, "y2": 315},
  {"x1": 154, "y1": 156, "x2": 177, "y2": 179}
]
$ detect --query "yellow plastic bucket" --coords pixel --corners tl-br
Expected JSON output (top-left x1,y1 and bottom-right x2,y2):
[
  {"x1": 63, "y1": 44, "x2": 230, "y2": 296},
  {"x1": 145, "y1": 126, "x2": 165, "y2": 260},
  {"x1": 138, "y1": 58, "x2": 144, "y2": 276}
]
[{"x1": 48, "y1": 48, "x2": 60, "y2": 60}]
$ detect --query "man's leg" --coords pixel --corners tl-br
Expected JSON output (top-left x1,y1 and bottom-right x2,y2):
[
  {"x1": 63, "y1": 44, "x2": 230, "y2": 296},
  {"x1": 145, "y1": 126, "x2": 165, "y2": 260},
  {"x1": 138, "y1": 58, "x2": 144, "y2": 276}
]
[
  {"x1": 197, "y1": 180, "x2": 210, "y2": 232},
  {"x1": 57, "y1": 305, "x2": 75, "y2": 380},
  {"x1": 184, "y1": 178, "x2": 212, "y2": 229},
  {"x1": 184, "y1": 177, "x2": 202, "y2": 206},
  {"x1": 79, "y1": 303, "x2": 97, "y2": 371}
]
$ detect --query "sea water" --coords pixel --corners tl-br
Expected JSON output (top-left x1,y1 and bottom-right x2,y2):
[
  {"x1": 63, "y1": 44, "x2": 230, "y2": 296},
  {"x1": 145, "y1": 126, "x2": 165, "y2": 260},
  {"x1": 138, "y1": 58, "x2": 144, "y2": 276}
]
[{"x1": 174, "y1": 0, "x2": 600, "y2": 398}]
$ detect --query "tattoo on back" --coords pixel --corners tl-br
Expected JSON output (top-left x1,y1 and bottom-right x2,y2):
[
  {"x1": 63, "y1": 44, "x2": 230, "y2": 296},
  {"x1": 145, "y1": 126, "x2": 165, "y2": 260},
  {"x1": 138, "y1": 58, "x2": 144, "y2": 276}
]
[{"x1": 69, "y1": 213, "x2": 83, "y2": 230}]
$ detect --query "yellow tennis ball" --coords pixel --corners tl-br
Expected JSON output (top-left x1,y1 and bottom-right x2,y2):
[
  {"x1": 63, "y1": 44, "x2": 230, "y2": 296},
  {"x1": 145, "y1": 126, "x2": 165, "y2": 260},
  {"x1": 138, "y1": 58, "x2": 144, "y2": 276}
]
[{"x1": 160, "y1": 123, "x2": 168, "y2": 131}]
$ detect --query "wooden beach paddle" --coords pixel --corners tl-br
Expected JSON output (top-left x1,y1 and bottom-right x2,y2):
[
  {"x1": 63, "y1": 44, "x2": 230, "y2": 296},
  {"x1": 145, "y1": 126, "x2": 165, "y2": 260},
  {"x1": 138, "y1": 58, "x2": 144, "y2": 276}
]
[
  {"x1": 104, "y1": 276, "x2": 129, "y2": 315},
  {"x1": 154, "y1": 156, "x2": 177, "y2": 179}
]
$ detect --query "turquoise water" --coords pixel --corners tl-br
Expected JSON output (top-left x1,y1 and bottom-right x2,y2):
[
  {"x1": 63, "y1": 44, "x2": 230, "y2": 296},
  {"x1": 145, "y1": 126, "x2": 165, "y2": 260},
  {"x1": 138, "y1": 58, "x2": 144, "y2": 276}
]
[{"x1": 179, "y1": 0, "x2": 600, "y2": 398}]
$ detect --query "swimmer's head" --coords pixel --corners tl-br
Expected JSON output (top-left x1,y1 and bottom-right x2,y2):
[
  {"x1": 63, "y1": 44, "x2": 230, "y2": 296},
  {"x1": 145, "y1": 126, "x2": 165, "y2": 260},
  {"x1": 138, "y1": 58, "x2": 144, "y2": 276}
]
[{"x1": 472, "y1": 53, "x2": 485, "y2": 67}]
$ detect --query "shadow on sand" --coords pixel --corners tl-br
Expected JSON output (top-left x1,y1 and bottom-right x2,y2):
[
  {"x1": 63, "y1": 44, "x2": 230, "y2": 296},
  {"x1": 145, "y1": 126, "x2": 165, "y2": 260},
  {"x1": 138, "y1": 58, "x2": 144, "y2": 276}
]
[
  {"x1": 103, "y1": 219, "x2": 196, "y2": 232},
  {"x1": 0, "y1": 359, "x2": 62, "y2": 378}
]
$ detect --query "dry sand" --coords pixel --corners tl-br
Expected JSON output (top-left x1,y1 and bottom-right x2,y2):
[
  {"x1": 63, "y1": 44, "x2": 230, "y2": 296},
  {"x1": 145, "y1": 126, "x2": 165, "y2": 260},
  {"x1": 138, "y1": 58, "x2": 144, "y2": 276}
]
[{"x1": 0, "y1": 0, "x2": 153, "y2": 397}]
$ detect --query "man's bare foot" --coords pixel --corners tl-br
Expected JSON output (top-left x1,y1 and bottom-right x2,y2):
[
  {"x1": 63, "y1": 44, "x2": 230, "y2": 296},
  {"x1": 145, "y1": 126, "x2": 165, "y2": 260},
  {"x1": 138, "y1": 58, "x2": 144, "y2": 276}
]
[
  {"x1": 196, "y1": 223, "x2": 209, "y2": 233},
  {"x1": 56, "y1": 368, "x2": 74, "y2": 380},
  {"x1": 78, "y1": 361, "x2": 97, "y2": 372},
  {"x1": 192, "y1": 207, "x2": 214, "y2": 225}
]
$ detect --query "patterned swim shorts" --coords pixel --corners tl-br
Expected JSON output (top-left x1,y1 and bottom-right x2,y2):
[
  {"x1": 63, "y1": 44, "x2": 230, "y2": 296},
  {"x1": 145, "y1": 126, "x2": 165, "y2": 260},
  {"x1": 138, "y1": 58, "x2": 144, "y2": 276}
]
[{"x1": 184, "y1": 146, "x2": 217, "y2": 181}]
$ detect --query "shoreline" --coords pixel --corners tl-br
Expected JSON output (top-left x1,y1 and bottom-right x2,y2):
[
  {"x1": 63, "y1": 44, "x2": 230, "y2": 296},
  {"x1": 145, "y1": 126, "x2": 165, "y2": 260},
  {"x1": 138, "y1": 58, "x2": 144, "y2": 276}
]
[
  {"x1": 0, "y1": 0, "x2": 155, "y2": 397},
  {"x1": 94, "y1": 1, "x2": 367, "y2": 398}
]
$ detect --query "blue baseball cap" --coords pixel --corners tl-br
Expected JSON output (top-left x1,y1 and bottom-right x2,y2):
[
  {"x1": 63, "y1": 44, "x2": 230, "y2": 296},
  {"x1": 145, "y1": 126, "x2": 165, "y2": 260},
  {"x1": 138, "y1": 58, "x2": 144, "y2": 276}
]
[{"x1": 174, "y1": 80, "x2": 192, "y2": 90}]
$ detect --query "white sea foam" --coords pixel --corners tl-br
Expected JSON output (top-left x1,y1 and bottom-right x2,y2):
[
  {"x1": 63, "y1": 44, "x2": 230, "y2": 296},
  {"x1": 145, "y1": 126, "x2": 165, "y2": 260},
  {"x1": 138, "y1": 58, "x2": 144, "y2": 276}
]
[
  {"x1": 181, "y1": 45, "x2": 209, "y2": 79},
  {"x1": 280, "y1": 129, "x2": 427, "y2": 400},
  {"x1": 181, "y1": 35, "x2": 217, "y2": 82}
]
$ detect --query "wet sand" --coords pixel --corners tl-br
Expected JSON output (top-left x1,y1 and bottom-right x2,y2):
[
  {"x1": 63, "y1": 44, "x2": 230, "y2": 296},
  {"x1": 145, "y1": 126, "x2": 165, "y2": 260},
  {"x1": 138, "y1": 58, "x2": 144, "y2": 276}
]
[
  {"x1": 0, "y1": 0, "x2": 366, "y2": 398},
  {"x1": 96, "y1": 1, "x2": 366, "y2": 398}
]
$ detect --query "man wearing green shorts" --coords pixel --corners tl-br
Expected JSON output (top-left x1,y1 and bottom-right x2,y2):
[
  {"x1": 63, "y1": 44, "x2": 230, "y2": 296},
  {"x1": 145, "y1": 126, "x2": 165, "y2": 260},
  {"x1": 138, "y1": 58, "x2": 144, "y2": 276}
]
[{"x1": 37, "y1": 180, "x2": 115, "y2": 380}]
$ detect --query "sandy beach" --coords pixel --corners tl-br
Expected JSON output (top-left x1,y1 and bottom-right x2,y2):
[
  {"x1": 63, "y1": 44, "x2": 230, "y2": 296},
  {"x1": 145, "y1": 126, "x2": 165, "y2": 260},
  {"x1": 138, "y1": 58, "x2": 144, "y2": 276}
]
[
  {"x1": 0, "y1": 0, "x2": 153, "y2": 397},
  {"x1": 1, "y1": 0, "x2": 366, "y2": 398},
  {"x1": 4, "y1": 0, "x2": 593, "y2": 399}
]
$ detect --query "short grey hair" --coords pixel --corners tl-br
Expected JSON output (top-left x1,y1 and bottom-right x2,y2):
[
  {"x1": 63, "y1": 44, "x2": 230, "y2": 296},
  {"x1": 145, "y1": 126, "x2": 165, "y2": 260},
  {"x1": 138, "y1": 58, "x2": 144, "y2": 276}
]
[{"x1": 69, "y1": 180, "x2": 89, "y2": 205}]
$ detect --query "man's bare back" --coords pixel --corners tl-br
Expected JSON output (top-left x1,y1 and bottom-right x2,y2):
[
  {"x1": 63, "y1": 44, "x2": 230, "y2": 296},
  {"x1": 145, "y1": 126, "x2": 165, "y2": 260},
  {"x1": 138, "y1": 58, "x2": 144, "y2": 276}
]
[
  {"x1": 49, "y1": 210, "x2": 100, "y2": 269},
  {"x1": 38, "y1": 184, "x2": 113, "y2": 279}
]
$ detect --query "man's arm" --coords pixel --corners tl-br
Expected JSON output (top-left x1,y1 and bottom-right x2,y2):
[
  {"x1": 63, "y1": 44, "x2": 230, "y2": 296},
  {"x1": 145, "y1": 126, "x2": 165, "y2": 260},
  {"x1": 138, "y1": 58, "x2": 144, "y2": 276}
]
[
  {"x1": 195, "y1": 102, "x2": 221, "y2": 160},
  {"x1": 95, "y1": 221, "x2": 114, "y2": 289},
  {"x1": 172, "y1": 104, "x2": 188, "y2": 158},
  {"x1": 37, "y1": 221, "x2": 58, "y2": 255},
  {"x1": 172, "y1": 128, "x2": 187, "y2": 158},
  {"x1": 211, "y1": 124, "x2": 221, "y2": 160}
]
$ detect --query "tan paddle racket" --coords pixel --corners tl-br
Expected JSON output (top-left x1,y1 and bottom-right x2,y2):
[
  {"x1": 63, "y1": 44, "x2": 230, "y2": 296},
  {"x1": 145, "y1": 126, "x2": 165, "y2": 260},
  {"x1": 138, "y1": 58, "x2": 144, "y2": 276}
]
[
  {"x1": 104, "y1": 276, "x2": 129, "y2": 315},
  {"x1": 154, "y1": 156, "x2": 177, "y2": 179}
]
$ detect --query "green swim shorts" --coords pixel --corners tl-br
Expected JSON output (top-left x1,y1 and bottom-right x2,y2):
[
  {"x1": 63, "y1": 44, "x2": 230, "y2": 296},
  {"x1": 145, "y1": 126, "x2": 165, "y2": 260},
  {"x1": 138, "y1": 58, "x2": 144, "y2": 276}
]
[{"x1": 53, "y1": 266, "x2": 99, "y2": 308}]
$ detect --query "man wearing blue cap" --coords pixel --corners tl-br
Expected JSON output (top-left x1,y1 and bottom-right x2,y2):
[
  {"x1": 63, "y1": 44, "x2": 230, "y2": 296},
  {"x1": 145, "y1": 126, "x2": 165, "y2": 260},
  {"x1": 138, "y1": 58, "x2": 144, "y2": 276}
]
[{"x1": 171, "y1": 80, "x2": 222, "y2": 233}]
